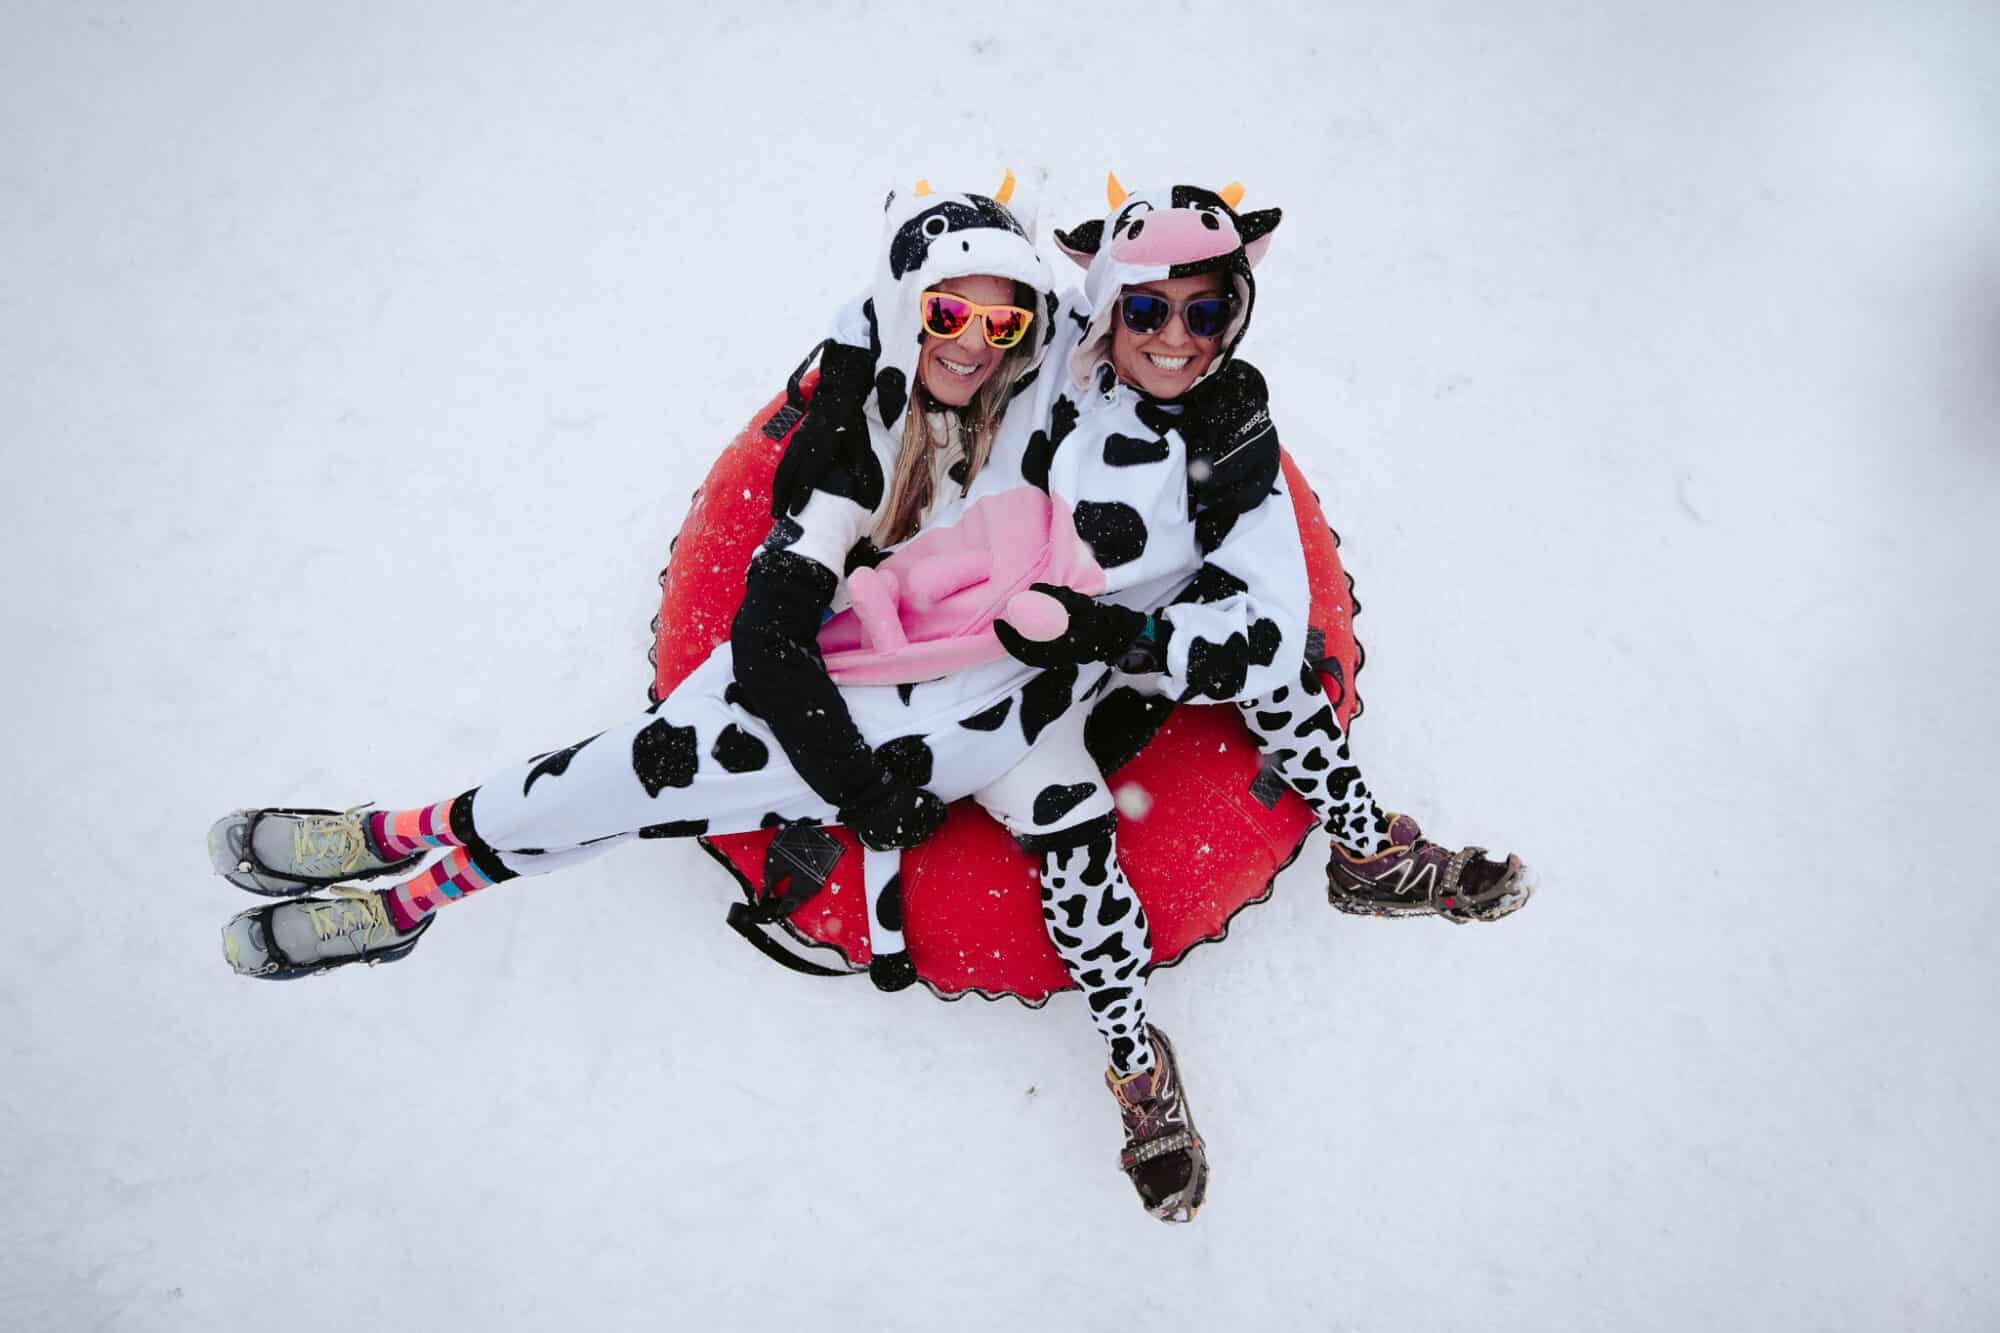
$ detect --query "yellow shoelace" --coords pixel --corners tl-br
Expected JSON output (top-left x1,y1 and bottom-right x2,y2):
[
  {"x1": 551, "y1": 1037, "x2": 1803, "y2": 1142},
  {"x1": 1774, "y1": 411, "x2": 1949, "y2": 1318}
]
[
  {"x1": 303, "y1": 887, "x2": 396, "y2": 951},
  {"x1": 291, "y1": 811, "x2": 374, "y2": 879}
]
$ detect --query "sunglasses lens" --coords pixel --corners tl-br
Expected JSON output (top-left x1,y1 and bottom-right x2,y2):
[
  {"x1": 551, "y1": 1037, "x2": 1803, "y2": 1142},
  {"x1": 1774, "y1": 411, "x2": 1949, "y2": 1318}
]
[
  {"x1": 1120, "y1": 294, "x2": 1170, "y2": 334},
  {"x1": 923, "y1": 293, "x2": 972, "y2": 338},
  {"x1": 984, "y1": 307, "x2": 1028, "y2": 348},
  {"x1": 1184, "y1": 298, "x2": 1231, "y2": 339}
]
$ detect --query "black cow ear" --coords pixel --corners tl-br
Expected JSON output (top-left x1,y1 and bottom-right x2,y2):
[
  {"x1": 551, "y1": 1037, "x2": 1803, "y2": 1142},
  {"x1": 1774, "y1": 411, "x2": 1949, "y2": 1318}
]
[
  {"x1": 1237, "y1": 208, "x2": 1282, "y2": 267},
  {"x1": 1054, "y1": 219, "x2": 1104, "y2": 266}
]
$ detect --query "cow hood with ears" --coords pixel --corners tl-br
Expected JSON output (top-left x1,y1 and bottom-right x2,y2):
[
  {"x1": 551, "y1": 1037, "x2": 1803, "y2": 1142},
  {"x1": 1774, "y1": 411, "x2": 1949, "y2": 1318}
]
[
  {"x1": 1051, "y1": 178, "x2": 1282, "y2": 395},
  {"x1": 831, "y1": 175, "x2": 1058, "y2": 434}
]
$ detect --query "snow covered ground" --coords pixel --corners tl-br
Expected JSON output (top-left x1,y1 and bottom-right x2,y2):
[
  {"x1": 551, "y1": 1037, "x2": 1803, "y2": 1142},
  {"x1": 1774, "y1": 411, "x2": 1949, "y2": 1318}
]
[{"x1": 5, "y1": 2, "x2": 1995, "y2": 1328}]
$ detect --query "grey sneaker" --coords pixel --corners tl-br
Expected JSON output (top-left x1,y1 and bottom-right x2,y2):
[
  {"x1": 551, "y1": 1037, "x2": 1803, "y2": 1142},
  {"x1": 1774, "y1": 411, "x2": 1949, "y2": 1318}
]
[
  {"x1": 222, "y1": 888, "x2": 431, "y2": 980},
  {"x1": 208, "y1": 807, "x2": 421, "y2": 897}
]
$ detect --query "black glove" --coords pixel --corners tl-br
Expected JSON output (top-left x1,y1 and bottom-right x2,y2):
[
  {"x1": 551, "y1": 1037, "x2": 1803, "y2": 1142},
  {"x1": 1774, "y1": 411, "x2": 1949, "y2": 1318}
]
[
  {"x1": 993, "y1": 583, "x2": 1165, "y2": 673},
  {"x1": 770, "y1": 340, "x2": 878, "y2": 519},
  {"x1": 1179, "y1": 359, "x2": 1281, "y2": 514},
  {"x1": 838, "y1": 769, "x2": 947, "y2": 851}
]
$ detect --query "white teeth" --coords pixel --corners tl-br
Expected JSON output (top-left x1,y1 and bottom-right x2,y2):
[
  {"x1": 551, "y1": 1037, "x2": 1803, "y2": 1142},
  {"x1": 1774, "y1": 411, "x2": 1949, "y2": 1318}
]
[
  {"x1": 1146, "y1": 354, "x2": 1192, "y2": 371},
  {"x1": 939, "y1": 357, "x2": 979, "y2": 376}
]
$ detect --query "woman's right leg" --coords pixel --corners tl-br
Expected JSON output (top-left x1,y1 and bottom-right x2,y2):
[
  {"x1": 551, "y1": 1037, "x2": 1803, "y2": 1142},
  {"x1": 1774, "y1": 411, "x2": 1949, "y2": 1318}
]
[{"x1": 220, "y1": 655, "x2": 837, "y2": 976}]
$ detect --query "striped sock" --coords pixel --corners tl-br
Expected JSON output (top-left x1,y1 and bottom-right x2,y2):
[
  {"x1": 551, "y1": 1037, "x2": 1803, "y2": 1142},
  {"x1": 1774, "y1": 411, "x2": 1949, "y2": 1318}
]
[
  {"x1": 369, "y1": 799, "x2": 463, "y2": 860},
  {"x1": 384, "y1": 847, "x2": 497, "y2": 931}
]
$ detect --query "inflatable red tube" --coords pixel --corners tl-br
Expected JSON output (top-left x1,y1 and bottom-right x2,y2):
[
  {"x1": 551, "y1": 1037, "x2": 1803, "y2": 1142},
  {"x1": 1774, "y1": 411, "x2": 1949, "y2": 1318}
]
[{"x1": 650, "y1": 377, "x2": 1363, "y2": 1004}]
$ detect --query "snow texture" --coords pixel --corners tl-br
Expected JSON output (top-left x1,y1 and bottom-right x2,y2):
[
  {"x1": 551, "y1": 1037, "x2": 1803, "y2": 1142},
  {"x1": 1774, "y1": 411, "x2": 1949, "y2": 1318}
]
[{"x1": 3, "y1": 2, "x2": 1996, "y2": 1329}]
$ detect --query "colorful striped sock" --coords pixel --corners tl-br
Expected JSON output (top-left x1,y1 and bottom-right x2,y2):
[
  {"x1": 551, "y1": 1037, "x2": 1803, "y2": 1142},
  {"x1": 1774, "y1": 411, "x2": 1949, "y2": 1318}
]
[
  {"x1": 369, "y1": 799, "x2": 463, "y2": 860},
  {"x1": 384, "y1": 847, "x2": 497, "y2": 931}
]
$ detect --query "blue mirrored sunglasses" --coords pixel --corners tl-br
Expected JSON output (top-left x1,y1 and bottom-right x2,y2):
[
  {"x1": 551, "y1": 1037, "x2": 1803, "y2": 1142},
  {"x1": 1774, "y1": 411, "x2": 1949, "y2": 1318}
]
[{"x1": 1118, "y1": 292, "x2": 1234, "y2": 340}]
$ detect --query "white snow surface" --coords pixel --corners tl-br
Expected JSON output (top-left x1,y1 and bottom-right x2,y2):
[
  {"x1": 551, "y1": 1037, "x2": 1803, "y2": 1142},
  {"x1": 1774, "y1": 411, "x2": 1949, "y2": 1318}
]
[{"x1": 5, "y1": 2, "x2": 1996, "y2": 1329}]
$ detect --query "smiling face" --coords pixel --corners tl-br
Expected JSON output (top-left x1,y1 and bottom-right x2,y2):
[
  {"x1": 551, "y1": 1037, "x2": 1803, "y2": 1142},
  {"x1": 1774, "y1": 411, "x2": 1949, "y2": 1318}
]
[
  {"x1": 915, "y1": 273, "x2": 1017, "y2": 408},
  {"x1": 1109, "y1": 273, "x2": 1231, "y2": 399}
]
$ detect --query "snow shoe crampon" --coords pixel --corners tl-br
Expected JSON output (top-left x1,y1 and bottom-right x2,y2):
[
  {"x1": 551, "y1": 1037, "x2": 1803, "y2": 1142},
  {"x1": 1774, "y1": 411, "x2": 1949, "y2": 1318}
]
[
  {"x1": 222, "y1": 888, "x2": 431, "y2": 980},
  {"x1": 208, "y1": 807, "x2": 422, "y2": 897},
  {"x1": 1108, "y1": 1026, "x2": 1209, "y2": 1223},
  {"x1": 1326, "y1": 814, "x2": 1531, "y2": 923}
]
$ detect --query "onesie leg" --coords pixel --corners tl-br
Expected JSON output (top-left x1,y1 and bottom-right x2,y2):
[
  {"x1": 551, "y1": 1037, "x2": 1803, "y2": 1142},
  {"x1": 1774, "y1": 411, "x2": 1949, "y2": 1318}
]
[
  {"x1": 976, "y1": 708, "x2": 1155, "y2": 1076},
  {"x1": 1238, "y1": 664, "x2": 1393, "y2": 858}
]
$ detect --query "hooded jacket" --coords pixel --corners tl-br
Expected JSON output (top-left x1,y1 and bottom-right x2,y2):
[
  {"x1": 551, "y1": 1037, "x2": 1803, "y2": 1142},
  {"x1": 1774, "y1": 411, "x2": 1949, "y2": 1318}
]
[
  {"x1": 731, "y1": 183, "x2": 1058, "y2": 809},
  {"x1": 964, "y1": 181, "x2": 1311, "y2": 706}
]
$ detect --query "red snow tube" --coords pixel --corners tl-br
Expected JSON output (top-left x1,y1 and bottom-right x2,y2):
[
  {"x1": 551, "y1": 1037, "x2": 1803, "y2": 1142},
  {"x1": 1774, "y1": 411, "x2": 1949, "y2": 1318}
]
[{"x1": 650, "y1": 377, "x2": 1363, "y2": 1005}]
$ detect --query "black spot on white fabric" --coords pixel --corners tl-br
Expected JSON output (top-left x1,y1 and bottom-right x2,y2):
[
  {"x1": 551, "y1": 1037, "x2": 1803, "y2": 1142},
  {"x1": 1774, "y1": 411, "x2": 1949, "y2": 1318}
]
[
  {"x1": 1248, "y1": 618, "x2": 1281, "y2": 666},
  {"x1": 523, "y1": 732, "x2": 601, "y2": 797},
  {"x1": 1050, "y1": 926, "x2": 1083, "y2": 950},
  {"x1": 1023, "y1": 394, "x2": 1079, "y2": 492},
  {"x1": 1255, "y1": 711, "x2": 1290, "y2": 732},
  {"x1": 1195, "y1": 505, "x2": 1241, "y2": 555},
  {"x1": 1297, "y1": 709, "x2": 1339, "y2": 741},
  {"x1": 958, "y1": 697, "x2": 1013, "y2": 731},
  {"x1": 723, "y1": 681, "x2": 763, "y2": 719},
  {"x1": 1133, "y1": 398, "x2": 1181, "y2": 436},
  {"x1": 1087, "y1": 986, "x2": 1134, "y2": 1014},
  {"x1": 1033, "y1": 782, "x2": 1097, "y2": 828},
  {"x1": 1173, "y1": 562, "x2": 1250, "y2": 606},
  {"x1": 1020, "y1": 665, "x2": 1079, "y2": 745},
  {"x1": 876, "y1": 873, "x2": 904, "y2": 932},
  {"x1": 874, "y1": 367, "x2": 907, "y2": 430},
  {"x1": 638, "y1": 818, "x2": 709, "y2": 838},
  {"x1": 1057, "y1": 893, "x2": 1088, "y2": 930},
  {"x1": 897, "y1": 682, "x2": 916, "y2": 706},
  {"x1": 759, "y1": 812, "x2": 787, "y2": 829},
  {"x1": 710, "y1": 724, "x2": 769, "y2": 774},
  {"x1": 632, "y1": 718, "x2": 699, "y2": 796},
  {"x1": 1298, "y1": 663, "x2": 1325, "y2": 696},
  {"x1": 1096, "y1": 891, "x2": 1132, "y2": 927},
  {"x1": 1109, "y1": 1036, "x2": 1136, "y2": 1071},
  {"x1": 1103, "y1": 433, "x2": 1170, "y2": 467},
  {"x1": 1183, "y1": 632, "x2": 1257, "y2": 700},
  {"x1": 1078, "y1": 838, "x2": 1114, "y2": 887},
  {"x1": 1302, "y1": 748, "x2": 1330, "y2": 771},
  {"x1": 875, "y1": 734, "x2": 935, "y2": 787},
  {"x1": 1083, "y1": 685, "x2": 1175, "y2": 775},
  {"x1": 1074, "y1": 501, "x2": 1147, "y2": 567}
]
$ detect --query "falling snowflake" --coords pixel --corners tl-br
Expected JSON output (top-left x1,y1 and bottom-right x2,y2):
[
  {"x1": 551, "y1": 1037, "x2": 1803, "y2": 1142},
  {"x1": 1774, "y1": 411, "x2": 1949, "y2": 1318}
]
[{"x1": 1113, "y1": 782, "x2": 1153, "y2": 819}]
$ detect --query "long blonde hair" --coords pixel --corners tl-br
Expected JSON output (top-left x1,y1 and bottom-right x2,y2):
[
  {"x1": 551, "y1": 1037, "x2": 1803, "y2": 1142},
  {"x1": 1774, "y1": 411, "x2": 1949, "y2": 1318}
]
[{"x1": 873, "y1": 288, "x2": 1033, "y2": 547}]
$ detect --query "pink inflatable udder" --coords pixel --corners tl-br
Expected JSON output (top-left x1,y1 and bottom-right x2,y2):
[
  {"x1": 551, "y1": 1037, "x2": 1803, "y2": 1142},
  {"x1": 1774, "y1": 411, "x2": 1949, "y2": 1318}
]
[{"x1": 818, "y1": 487, "x2": 1107, "y2": 685}]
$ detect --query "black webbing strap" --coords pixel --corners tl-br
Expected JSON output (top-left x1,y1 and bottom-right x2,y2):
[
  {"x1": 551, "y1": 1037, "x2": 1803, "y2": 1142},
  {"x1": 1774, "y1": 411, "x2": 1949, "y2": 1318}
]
[
  {"x1": 763, "y1": 340, "x2": 828, "y2": 441},
  {"x1": 724, "y1": 821, "x2": 854, "y2": 978}
]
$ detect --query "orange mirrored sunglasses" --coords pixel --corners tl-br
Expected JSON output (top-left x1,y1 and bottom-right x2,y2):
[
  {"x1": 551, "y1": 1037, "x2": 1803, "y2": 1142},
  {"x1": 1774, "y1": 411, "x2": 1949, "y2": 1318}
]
[{"x1": 919, "y1": 289, "x2": 1035, "y2": 349}]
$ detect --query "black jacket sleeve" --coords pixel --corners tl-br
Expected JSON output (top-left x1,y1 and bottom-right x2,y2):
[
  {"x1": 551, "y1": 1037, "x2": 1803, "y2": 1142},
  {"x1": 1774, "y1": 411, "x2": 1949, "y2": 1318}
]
[{"x1": 730, "y1": 544, "x2": 883, "y2": 810}]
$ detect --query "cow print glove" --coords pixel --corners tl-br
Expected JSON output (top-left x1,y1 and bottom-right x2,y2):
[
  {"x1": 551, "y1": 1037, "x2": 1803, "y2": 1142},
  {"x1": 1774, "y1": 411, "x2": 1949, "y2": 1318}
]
[
  {"x1": 770, "y1": 340, "x2": 878, "y2": 519},
  {"x1": 994, "y1": 583, "x2": 1162, "y2": 673}
]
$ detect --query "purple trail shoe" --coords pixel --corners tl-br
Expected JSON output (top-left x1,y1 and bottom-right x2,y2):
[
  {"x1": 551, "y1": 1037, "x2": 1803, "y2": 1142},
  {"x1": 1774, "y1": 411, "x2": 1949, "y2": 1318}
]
[
  {"x1": 1326, "y1": 814, "x2": 1531, "y2": 923},
  {"x1": 1107, "y1": 1026, "x2": 1209, "y2": 1223}
]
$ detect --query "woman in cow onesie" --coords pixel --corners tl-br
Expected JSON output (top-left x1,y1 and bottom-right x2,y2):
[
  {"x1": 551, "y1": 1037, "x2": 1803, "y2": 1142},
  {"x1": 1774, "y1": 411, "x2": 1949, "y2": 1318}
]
[
  {"x1": 791, "y1": 178, "x2": 1530, "y2": 1222},
  {"x1": 211, "y1": 180, "x2": 1098, "y2": 970},
  {"x1": 982, "y1": 178, "x2": 1533, "y2": 925},
  {"x1": 209, "y1": 179, "x2": 1231, "y2": 1220}
]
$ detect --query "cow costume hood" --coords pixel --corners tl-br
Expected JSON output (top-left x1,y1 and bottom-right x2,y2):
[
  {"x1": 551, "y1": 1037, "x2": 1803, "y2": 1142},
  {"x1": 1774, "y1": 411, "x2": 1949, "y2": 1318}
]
[
  {"x1": 1052, "y1": 177, "x2": 1282, "y2": 395},
  {"x1": 831, "y1": 173, "x2": 1058, "y2": 434}
]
